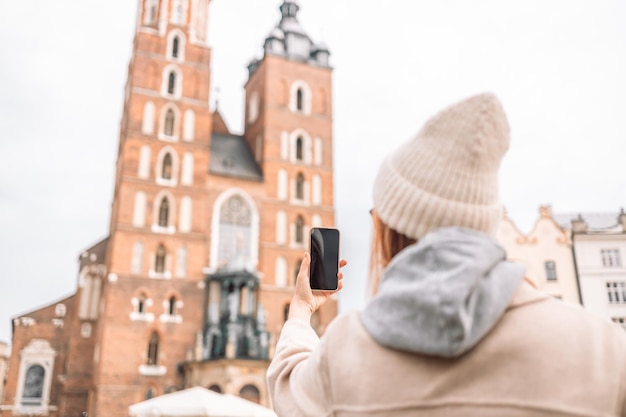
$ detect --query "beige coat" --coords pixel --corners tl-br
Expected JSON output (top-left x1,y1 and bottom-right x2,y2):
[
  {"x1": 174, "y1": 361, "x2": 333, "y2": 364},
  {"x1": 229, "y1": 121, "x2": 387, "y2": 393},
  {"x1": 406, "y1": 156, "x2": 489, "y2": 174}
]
[{"x1": 267, "y1": 282, "x2": 626, "y2": 417}]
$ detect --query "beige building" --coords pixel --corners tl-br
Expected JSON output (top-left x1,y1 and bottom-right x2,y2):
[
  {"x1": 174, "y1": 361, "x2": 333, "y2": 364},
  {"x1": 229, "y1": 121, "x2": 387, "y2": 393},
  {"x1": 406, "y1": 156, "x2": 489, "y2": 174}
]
[{"x1": 498, "y1": 206, "x2": 581, "y2": 304}]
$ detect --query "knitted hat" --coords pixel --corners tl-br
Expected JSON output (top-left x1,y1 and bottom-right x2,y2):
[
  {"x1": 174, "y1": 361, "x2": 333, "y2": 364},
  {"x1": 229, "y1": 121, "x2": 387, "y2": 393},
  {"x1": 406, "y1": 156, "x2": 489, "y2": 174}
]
[{"x1": 372, "y1": 93, "x2": 510, "y2": 240}]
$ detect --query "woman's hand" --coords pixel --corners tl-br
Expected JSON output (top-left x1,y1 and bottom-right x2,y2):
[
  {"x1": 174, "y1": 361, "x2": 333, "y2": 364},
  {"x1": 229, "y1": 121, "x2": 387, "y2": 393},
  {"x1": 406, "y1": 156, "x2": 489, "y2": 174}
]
[{"x1": 288, "y1": 252, "x2": 347, "y2": 321}]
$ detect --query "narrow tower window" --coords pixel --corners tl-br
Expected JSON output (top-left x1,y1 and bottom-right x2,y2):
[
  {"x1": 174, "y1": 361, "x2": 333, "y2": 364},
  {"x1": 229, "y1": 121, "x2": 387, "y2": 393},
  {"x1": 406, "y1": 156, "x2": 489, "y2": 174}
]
[
  {"x1": 296, "y1": 137, "x2": 303, "y2": 161},
  {"x1": 155, "y1": 244, "x2": 166, "y2": 273},
  {"x1": 158, "y1": 198, "x2": 169, "y2": 227},
  {"x1": 164, "y1": 109, "x2": 175, "y2": 136},
  {"x1": 168, "y1": 296, "x2": 177, "y2": 315},
  {"x1": 162, "y1": 153, "x2": 173, "y2": 179},
  {"x1": 167, "y1": 72, "x2": 176, "y2": 95},
  {"x1": 296, "y1": 88, "x2": 304, "y2": 112},
  {"x1": 147, "y1": 332, "x2": 159, "y2": 365},
  {"x1": 172, "y1": 37, "x2": 180, "y2": 58},
  {"x1": 295, "y1": 216, "x2": 304, "y2": 244},
  {"x1": 296, "y1": 173, "x2": 305, "y2": 200},
  {"x1": 138, "y1": 294, "x2": 147, "y2": 314}
]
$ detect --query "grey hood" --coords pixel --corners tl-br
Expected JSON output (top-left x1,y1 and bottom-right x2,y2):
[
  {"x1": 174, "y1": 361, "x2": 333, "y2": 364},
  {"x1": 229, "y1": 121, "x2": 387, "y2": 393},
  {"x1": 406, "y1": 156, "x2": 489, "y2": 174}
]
[{"x1": 360, "y1": 227, "x2": 525, "y2": 358}]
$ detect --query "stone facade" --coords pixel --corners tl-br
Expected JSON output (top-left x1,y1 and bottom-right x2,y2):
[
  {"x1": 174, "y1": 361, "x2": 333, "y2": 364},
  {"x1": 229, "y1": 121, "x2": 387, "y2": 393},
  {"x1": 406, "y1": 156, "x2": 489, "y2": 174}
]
[{"x1": 1, "y1": 1, "x2": 336, "y2": 416}]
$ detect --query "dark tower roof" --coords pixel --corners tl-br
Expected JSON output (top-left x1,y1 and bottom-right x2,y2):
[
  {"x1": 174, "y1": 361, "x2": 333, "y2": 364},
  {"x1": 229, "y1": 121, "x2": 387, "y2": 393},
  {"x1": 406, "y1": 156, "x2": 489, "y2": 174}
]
[{"x1": 255, "y1": 0, "x2": 331, "y2": 75}]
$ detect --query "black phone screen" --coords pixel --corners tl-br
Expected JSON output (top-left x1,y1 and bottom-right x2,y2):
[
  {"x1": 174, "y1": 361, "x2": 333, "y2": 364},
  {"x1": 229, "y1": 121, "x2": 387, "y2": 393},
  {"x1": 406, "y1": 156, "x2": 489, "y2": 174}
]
[{"x1": 309, "y1": 227, "x2": 340, "y2": 291}]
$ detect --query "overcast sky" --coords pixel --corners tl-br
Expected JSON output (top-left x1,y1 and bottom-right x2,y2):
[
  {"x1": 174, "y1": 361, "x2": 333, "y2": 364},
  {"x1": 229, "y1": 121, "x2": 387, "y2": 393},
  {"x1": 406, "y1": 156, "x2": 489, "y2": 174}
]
[{"x1": 1, "y1": 0, "x2": 625, "y2": 346}]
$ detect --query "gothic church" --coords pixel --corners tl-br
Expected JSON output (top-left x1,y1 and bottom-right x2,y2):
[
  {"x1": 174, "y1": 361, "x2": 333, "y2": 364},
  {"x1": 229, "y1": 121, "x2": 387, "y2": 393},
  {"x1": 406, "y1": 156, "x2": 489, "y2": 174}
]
[{"x1": 2, "y1": 1, "x2": 336, "y2": 415}]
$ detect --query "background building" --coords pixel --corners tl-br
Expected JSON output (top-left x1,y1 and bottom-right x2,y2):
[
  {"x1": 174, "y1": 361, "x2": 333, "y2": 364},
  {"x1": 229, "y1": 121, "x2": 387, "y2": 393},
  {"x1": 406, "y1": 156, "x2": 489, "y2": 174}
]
[
  {"x1": 498, "y1": 206, "x2": 581, "y2": 304},
  {"x1": 555, "y1": 210, "x2": 626, "y2": 328},
  {"x1": 1, "y1": 1, "x2": 336, "y2": 416}
]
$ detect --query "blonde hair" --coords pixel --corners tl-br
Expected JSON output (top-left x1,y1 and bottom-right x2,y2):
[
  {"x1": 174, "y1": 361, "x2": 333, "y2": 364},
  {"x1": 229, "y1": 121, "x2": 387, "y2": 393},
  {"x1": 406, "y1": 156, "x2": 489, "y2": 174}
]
[{"x1": 368, "y1": 210, "x2": 416, "y2": 297}]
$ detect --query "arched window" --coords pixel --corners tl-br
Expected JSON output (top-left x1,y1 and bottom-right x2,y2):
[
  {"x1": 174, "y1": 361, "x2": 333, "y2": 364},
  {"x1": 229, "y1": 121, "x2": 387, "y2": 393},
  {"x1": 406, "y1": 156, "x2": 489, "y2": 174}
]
[
  {"x1": 22, "y1": 365, "x2": 45, "y2": 405},
  {"x1": 218, "y1": 196, "x2": 252, "y2": 269},
  {"x1": 155, "y1": 244, "x2": 166, "y2": 273},
  {"x1": 239, "y1": 384, "x2": 260, "y2": 404},
  {"x1": 164, "y1": 109, "x2": 175, "y2": 136},
  {"x1": 147, "y1": 332, "x2": 159, "y2": 365},
  {"x1": 296, "y1": 88, "x2": 304, "y2": 112},
  {"x1": 145, "y1": 387, "x2": 155, "y2": 400},
  {"x1": 158, "y1": 198, "x2": 169, "y2": 227},
  {"x1": 295, "y1": 216, "x2": 304, "y2": 244},
  {"x1": 144, "y1": 0, "x2": 158, "y2": 24},
  {"x1": 168, "y1": 296, "x2": 177, "y2": 315},
  {"x1": 138, "y1": 294, "x2": 147, "y2": 314},
  {"x1": 172, "y1": 36, "x2": 180, "y2": 58},
  {"x1": 208, "y1": 384, "x2": 222, "y2": 393},
  {"x1": 296, "y1": 137, "x2": 303, "y2": 161},
  {"x1": 162, "y1": 153, "x2": 173, "y2": 179},
  {"x1": 296, "y1": 173, "x2": 305, "y2": 200},
  {"x1": 167, "y1": 72, "x2": 176, "y2": 95}
]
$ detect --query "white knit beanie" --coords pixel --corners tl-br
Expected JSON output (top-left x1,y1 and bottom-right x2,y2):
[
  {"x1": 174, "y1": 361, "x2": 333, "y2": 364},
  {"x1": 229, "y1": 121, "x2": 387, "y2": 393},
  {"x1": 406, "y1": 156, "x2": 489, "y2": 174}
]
[{"x1": 372, "y1": 93, "x2": 510, "y2": 240}]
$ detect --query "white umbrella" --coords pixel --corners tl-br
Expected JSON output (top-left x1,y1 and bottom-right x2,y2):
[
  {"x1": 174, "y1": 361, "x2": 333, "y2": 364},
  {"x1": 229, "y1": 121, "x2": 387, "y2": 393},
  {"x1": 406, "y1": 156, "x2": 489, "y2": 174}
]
[{"x1": 128, "y1": 387, "x2": 277, "y2": 417}]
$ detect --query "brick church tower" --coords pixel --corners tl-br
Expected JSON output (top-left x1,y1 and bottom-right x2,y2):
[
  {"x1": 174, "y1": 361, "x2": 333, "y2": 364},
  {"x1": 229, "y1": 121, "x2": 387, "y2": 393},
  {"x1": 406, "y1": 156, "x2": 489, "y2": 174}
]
[{"x1": 2, "y1": 1, "x2": 336, "y2": 416}]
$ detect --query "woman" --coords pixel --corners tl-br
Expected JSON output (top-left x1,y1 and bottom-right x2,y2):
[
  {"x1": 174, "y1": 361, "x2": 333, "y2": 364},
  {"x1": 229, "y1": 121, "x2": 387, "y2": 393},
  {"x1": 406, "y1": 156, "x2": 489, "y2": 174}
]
[{"x1": 267, "y1": 93, "x2": 626, "y2": 416}]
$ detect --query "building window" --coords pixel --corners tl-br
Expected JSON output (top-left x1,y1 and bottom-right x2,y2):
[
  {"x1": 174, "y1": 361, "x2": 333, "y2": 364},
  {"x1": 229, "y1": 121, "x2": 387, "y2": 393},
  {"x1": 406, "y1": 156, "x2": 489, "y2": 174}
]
[
  {"x1": 167, "y1": 72, "x2": 176, "y2": 95},
  {"x1": 144, "y1": 0, "x2": 158, "y2": 24},
  {"x1": 296, "y1": 88, "x2": 304, "y2": 112},
  {"x1": 295, "y1": 216, "x2": 304, "y2": 244},
  {"x1": 138, "y1": 294, "x2": 148, "y2": 314},
  {"x1": 296, "y1": 173, "x2": 305, "y2": 200},
  {"x1": 545, "y1": 261, "x2": 557, "y2": 281},
  {"x1": 167, "y1": 296, "x2": 177, "y2": 315},
  {"x1": 22, "y1": 365, "x2": 45, "y2": 406},
  {"x1": 602, "y1": 249, "x2": 622, "y2": 267},
  {"x1": 147, "y1": 332, "x2": 159, "y2": 365},
  {"x1": 290, "y1": 81, "x2": 311, "y2": 114},
  {"x1": 164, "y1": 109, "x2": 175, "y2": 136},
  {"x1": 218, "y1": 195, "x2": 252, "y2": 269},
  {"x1": 158, "y1": 198, "x2": 169, "y2": 227},
  {"x1": 172, "y1": 37, "x2": 179, "y2": 58},
  {"x1": 145, "y1": 387, "x2": 155, "y2": 400},
  {"x1": 161, "y1": 153, "x2": 173, "y2": 179},
  {"x1": 208, "y1": 384, "x2": 222, "y2": 393},
  {"x1": 606, "y1": 281, "x2": 626, "y2": 304},
  {"x1": 296, "y1": 137, "x2": 303, "y2": 161},
  {"x1": 155, "y1": 245, "x2": 166, "y2": 273},
  {"x1": 239, "y1": 384, "x2": 260, "y2": 404}
]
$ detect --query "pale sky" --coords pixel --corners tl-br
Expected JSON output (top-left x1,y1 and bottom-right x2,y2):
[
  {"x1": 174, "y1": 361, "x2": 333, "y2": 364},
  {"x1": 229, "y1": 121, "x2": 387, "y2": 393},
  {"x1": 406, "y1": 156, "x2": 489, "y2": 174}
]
[{"x1": 1, "y1": 0, "x2": 625, "y2": 346}]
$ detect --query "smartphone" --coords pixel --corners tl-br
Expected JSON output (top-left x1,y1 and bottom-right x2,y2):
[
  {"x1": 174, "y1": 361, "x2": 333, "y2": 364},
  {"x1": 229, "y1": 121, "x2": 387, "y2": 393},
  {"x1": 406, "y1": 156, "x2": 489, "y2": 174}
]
[{"x1": 309, "y1": 227, "x2": 340, "y2": 291}]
